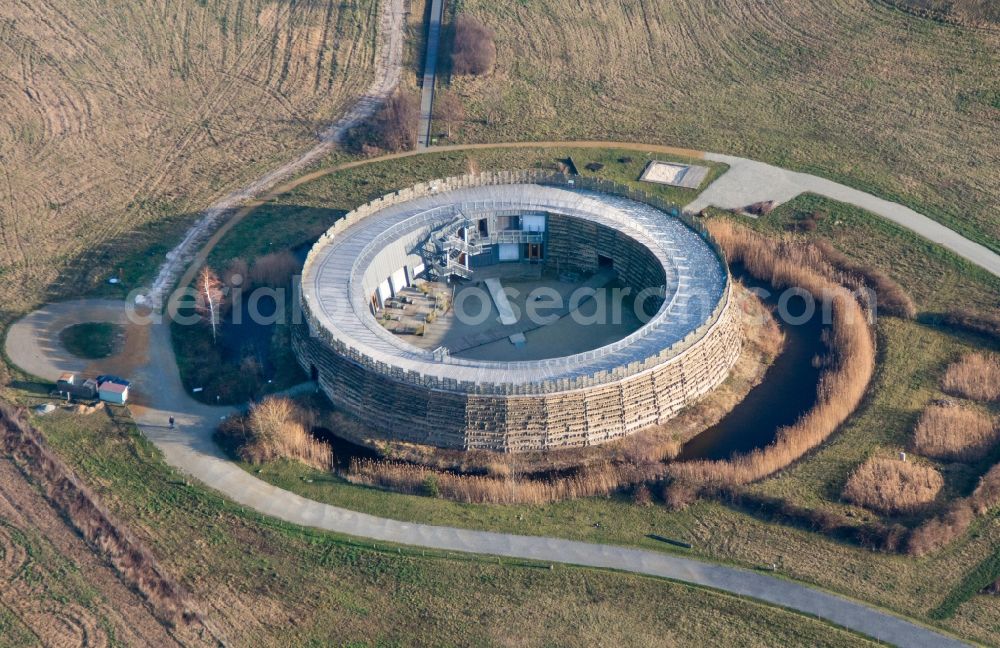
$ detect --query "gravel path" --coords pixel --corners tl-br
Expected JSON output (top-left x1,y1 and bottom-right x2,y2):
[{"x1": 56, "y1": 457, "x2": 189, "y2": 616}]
[{"x1": 7, "y1": 300, "x2": 970, "y2": 648}]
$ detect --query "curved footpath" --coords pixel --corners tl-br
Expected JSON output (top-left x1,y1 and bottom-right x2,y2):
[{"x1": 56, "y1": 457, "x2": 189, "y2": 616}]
[
  {"x1": 6, "y1": 300, "x2": 970, "y2": 648},
  {"x1": 685, "y1": 152, "x2": 1000, "y2": 278},
  {"x1": 165, "y1": 141, "x2": 1000, "y2": 288}
]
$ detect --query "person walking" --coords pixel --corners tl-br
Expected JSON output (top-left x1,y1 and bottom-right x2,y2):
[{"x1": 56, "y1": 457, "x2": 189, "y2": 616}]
[{"x1": 168, "y1": 416, "x2": 175, "y2": 429}]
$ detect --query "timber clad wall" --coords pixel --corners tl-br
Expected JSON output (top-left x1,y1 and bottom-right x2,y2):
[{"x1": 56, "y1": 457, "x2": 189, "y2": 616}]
[
  {"x1": 294, "y1": 171, "x2": 741, "y2": 452},
  {"x1": 293, "y1": 299, "x2": 740, "y2": 452}
]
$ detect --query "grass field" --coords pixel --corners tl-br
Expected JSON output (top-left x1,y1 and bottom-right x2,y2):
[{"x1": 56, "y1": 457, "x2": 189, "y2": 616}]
[
  {"x1": 203, "y1": 145, "x2": 724, "y2": 270},
  {"x1": 0, "y1": 0, "x2": 997, "y2": 638},
  {"x1": 442, "y1": 0, "x2": 1000, "y2": 254},
  {"x1": 58, "y1": 321, "x2": 123, "y2": 359},
  {"x1": 174, "y1": 145, "x2": 1000, "y2": 644},
  {"x1": 4, "y1": 401, "x2": 879, "y2": 647},
  {"x1": 0, "y1": 0, "x2": 383, "y2": 316}
]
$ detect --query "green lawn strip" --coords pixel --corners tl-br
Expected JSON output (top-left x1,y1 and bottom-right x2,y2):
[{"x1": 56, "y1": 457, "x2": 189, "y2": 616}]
[
  {"x1": 58, "y1": 322, "x2": 122, "y2": 360},
  {"x1": 733, "y1": 193, "x2": 1000, "y2": 314},
  {"x1": 930, "y1": 529, "x2": 1000, "y2": 619},
  {"x1": 22, "y1": 404, "x2": 875, "y2": 647}
]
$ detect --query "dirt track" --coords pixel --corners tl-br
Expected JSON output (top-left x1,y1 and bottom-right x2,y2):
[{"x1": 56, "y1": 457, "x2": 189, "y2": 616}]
[
  {"x1": 144, "y1": 0, "x2": 408, "y2": 310},
  {"x1": 0, "y1": 454, "x2": 185, "y2": 646}
]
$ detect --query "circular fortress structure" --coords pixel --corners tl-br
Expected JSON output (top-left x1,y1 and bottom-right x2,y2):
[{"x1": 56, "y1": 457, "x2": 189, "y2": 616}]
[{"x1": 295, "y1": 172, "x2": 741, "y2": 452}]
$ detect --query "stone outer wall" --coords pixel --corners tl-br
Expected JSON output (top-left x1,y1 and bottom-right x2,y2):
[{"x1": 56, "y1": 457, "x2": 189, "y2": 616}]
[{"x1": 293, "y1": 289, "x2": 741, "y2": 452}]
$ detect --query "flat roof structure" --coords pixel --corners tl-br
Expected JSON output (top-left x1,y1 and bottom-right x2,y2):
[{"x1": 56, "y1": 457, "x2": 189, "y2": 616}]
[{"x1": 639, "y1": 160, "x2": 711, "y2": 189}]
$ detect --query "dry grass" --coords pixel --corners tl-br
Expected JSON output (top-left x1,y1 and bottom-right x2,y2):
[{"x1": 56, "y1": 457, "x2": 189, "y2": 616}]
[
  {"x1": 912, "y1": 403, "x2": 998, "y2": 461},
  {"x1": 842, "y1": 457, "x2": 943, "y2": 515},
  {"x1": 942, "y1": 353, "x2": 1000, "y2": 401},
  {"x1": 346, "y1": 458, "x2": 662, "y2": 505},
  {"x1": 451, "y1": 0, "x2": 1000, "y2": 252},
  {"x1": 0, "y1": 403, "x2": 205, "y2": 631},
  {"x1": 906, "y1": 502, "x2": 975, "y2": 556},
  {"x1": 345, "y1": 90, "x2": 420, "y2": 154},
  {"x1": 970, "y1": 463, "x2": 1000, "y2": 515},
  {"x1": 224, "y1": 397, "x2": 333, "y2": 471},
  {"x1": 0, "y1": 0, "x2": 381, "y2": 312},
  {"x1": 907, "y1": 463, "x2": 1000, "y2": 556},
  {"x1": 667, "y1": 222, "x2": 875, "y2": 487}
]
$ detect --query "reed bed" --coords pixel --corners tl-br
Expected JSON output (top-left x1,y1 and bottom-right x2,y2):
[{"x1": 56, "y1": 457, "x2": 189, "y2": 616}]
[
  {"x1": 223, "y1": 397, "x2": 334, "y2": 471},
  {"x1": 667, "y1": 222, "x2": 876, "y2": 488},
  {"x1": 843, "y1": 457, "x2": 943, "y2": 515},
  {"x1": 907, "y1": 463, "x2": 1000, "y2": 556},
  {"x1": 942, "y1": 352, "x2": 1000, "y2": 402},
  {"x1": 912, "y1": 403, "x2": 998, "y2": 461},
  {"x1": 346, "y1": 458, "x2": 663, "y2": 505}
]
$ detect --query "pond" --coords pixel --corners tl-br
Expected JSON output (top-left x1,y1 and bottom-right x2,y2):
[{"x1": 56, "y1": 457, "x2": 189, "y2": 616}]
[{"x1": 678, "y1": 268, "x2": 826, "y2": 461}]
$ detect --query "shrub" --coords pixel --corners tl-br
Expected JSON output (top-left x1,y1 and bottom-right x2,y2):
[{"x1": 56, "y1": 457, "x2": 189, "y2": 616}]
[
  {"x1": 907, "y1": 502, "x2": 975, "y2": 557},
  {"x1": 344, "y1": 91, "x2": 419, "y2": 153},
  {"x1": 668, "y1": 223, "x2": 876, "y2": 486},
  {"x1": 942, "y1": 352, "x2": 1000, "y2": 401},
  {"x1": 633, "y1": 483, "x2": 652, "y2": 507},
  {"x1": 843, "y1": 457, "x2": 943, "y2": 515},
  {"x1": 237, "y1": 397, "x2": 334, "y2": 470},
  {"x1": 422, "y1": 474, "x2": 441, "y2": 498},
  {"x1": 912, "y1": 403, "x2": 998, "y2": 461},
  {"x1": 941, "y1": 309, "x2": 1000, "y2": 342},
  {"x1": 662, "y1": 480, "x2": 700, "y2": 510},
  {"x1": 905, "y1": 463, "x2": 1000, "y2": 556},
  {"x1": 970, "y1": 463, "x2": 1000, "y2": 515},
  {"x1": 451, "y1": 15, "x2": 496, "y2": 75},
  {"x1": 249, "y1": 250, "x2": 298, "y2": 287}
]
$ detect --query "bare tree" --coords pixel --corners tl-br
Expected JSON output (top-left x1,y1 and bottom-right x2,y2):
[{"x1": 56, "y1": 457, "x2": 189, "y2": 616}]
[
  {"x1": 195, "y1": 266, "x2": 225, "y2": 342},
  {"x1": 451, "y1": 15, "x2": 496, "y2": 76},
  {"x1": 433, "y1": 90, "x2": 465, "y2": 138},
  {"x1": 376, "y1": 91, "x2": 419, "y2": 151},
  {"x1": 344, "y1": 91, "x2": 418, "y2": 153}
]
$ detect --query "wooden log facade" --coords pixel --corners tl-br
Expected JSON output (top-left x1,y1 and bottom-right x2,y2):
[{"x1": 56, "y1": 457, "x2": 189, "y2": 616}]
[{"x1": 294, "y1": 172, "x2": 742, "y2": 452}]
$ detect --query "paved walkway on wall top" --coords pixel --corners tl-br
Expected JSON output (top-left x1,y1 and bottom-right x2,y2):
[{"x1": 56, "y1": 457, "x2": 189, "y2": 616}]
[{"x1": 7, "y1": 299, "x2": 969, "y2": 648}]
